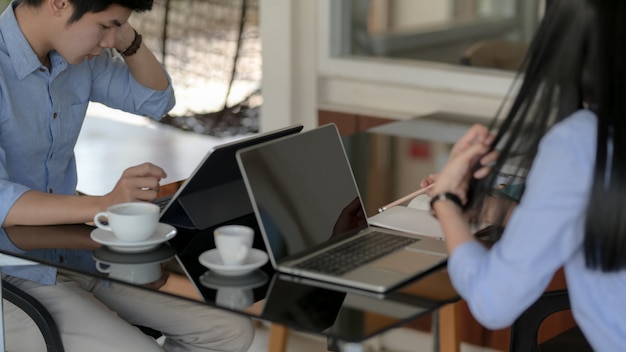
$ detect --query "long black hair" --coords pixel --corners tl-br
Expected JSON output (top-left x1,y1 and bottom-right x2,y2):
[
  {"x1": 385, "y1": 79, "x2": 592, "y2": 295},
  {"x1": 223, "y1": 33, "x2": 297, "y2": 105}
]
[
  {"x1": 468, "y1": 0, "x2": 626, "y2": 271},
  {"x1": 583, "y1": 1, "x2": 626, "y2": 271}
]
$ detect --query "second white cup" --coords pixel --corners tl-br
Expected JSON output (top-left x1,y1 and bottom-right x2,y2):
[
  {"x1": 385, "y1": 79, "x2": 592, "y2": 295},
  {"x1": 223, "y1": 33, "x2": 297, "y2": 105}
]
[
  {"x1": 93, "y1": 202, "x2": 160, "y2": 242},
  {"x1": 214, "y1": 225, "x2": 254, "y2": 266}
]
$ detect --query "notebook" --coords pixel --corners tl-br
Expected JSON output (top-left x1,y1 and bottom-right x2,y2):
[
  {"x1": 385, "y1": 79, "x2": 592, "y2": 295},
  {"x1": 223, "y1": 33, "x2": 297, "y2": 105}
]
[
  {"x1": 236, "y1": 124, "x2": 448, "y2": 293},
  {"x1": 157, "y1": 124, "x2": 303, "y2": 230}
]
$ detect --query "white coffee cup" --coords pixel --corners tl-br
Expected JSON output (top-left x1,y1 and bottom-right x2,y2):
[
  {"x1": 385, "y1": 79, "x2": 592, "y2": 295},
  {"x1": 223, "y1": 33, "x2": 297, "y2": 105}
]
[
  {"x1": 95, "y1": 260, "x2": 162, "y2": 284},
  {"x1": 94, "y1": 202, "x2": 159, "y2": 242},
  {"x1": 214, "y1": 225, "x2": 254, "y2": 266}
]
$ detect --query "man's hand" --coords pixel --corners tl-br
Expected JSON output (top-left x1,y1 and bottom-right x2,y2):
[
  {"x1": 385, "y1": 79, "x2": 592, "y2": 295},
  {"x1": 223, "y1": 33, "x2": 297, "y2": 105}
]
[
  {"x1": 114, "y1": 23, "x2": 138, "y2": 53},
  {"x1": 103, "y1": 162, "x2": 167, "y2": 206}
]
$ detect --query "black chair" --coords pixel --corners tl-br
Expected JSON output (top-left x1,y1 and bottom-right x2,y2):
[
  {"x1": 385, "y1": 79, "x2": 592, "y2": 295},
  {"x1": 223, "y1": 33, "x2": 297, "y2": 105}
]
[
  {"x1": 2, "y1": 279, "x2": 65, "y2": 352},
  {"x1": 2, "y1": 278, "x2": 164, "y2": 351},
  {"x1": 509, "y1": 289, "x2": 592, "y2": 352}
]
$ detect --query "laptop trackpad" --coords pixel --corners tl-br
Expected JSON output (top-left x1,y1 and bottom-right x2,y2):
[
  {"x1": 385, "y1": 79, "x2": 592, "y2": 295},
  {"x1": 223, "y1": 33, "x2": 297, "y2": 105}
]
[{"x1": 369, "y1": 250, "x2": 445, "y2": 275}]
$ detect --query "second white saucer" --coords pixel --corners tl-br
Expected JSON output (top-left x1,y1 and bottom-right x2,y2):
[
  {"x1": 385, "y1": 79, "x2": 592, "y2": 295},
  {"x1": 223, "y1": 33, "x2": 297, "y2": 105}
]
[
  {"x1": 198, "y1": 249, "x2": 268, "y2": 276},
  {"x1": 90, "y1": 223, "x2": 177, "y2": 253},
  {"x1": 200, "y1": 270, "x2": 269, "y2": 290}
]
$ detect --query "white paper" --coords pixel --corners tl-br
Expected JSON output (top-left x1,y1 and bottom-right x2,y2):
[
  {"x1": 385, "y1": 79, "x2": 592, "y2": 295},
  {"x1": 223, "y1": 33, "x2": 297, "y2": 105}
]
[{"x1": 368, "y1": 206, "x2": 444, "y2": 241}]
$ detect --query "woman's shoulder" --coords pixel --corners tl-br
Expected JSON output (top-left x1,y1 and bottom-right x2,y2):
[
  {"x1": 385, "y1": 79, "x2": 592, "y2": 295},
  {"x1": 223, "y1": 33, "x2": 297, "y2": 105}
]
[
  {"x1": 557, "y1": 109, "x2": 597, "y2": 130},
  {"x1": 532, "y1": 109, "x2": 597, "y2": 168},
  {"x1": 558, "y1": 109, "x2": 597, "y2": 128},
  {"x1": 546, "y1": 109, "x2": 597, "y2": 143}
]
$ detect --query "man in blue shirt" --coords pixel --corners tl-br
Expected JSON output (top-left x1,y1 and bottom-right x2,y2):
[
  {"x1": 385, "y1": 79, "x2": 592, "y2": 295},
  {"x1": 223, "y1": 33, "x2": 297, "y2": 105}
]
[{"x1": 0, "y1": 1, "x2": 254, "y2": 351}]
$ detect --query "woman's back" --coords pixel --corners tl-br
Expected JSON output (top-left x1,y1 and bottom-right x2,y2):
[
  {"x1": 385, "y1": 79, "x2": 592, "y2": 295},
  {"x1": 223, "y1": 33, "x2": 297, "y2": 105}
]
[
  {"x1": 428, "y1": 1, "x2": 626, "y2": 349},
  {"x1": 448, "y1": 110, "x2": 626, "y2": 350}
]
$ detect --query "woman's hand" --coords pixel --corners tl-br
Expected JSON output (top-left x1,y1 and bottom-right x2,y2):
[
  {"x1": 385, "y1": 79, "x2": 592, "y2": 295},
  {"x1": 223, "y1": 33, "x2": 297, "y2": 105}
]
[
  {"x1": 420, "y1": 173, "x2": 438, "y2": 196},
  {"x1": 431, "y1": 124, "x2": 497, "y2": 204},
  {"x1": 450, "y1": 124, "x2": 493, "y2": 159}
]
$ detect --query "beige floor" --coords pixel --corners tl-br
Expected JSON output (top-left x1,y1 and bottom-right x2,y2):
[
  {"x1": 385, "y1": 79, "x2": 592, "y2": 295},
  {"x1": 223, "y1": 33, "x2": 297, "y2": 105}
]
[
  {"x1": 248, "y1": 323, "x2": 504, "y2": 352},
  {"x1": 248, "y1": 322, "x2": 328, "y2": 352}
]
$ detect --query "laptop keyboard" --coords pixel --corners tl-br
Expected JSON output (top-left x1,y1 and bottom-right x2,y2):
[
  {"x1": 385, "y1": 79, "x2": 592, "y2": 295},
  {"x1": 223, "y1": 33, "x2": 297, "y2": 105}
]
[{"x1": 293, "y1": 231, "x2": 419, "y2": 276}]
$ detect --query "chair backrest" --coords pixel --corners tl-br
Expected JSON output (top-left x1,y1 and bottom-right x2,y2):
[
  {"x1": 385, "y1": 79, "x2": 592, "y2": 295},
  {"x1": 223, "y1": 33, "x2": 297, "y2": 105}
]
[
  {"x1": 509, "y1": 289, "x2": 592, "y2": 352},
  {"x1": 2, "y1": 279, "x2": 65, "y2": 352}
]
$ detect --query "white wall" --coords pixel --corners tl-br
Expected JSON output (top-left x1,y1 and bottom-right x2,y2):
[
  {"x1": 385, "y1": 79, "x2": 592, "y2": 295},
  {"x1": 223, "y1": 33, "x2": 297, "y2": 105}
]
[{"x1": 259, "y1": 0, "x2": 317, "y2": 132}]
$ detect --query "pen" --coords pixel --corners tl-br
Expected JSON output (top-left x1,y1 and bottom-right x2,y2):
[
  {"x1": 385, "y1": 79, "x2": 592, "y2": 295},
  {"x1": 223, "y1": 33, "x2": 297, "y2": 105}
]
[{"x1": 377, "y1": 184, "x2": 434, "y2": 213}]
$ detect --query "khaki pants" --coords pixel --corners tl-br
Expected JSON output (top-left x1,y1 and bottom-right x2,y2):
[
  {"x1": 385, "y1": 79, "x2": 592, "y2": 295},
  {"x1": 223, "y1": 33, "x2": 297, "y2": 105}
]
[{"x1": 3, "y1": 270, "x2": 254, "y2": 352}]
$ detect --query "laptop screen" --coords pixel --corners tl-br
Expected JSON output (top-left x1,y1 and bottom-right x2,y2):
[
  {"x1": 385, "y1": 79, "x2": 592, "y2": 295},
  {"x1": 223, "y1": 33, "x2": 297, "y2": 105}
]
[{"x1": 237, "y1": 124, "x2": 369, "y2": 264}]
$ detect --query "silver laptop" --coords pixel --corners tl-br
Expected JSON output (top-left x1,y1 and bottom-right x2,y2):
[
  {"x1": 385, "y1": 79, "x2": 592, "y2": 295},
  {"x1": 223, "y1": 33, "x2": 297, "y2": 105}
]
[
  {"x1": 157, "y1": 124, "x2": 303, "y2": 230},
  {"x1": 236, "y1": 124, "x2": 448, "y2": 293}
]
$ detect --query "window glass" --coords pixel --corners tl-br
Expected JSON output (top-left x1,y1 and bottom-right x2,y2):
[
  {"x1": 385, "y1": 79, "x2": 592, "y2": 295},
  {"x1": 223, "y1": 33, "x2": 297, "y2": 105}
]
[{"x1": 345, "y1": 0, "x2": 544, "y2": 71}]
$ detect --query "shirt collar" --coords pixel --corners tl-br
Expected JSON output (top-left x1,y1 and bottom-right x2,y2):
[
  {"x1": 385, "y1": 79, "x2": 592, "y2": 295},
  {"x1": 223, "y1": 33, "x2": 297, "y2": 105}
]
[{"x1": 0, "y1": 3, "x2": 66, "y2": 79}]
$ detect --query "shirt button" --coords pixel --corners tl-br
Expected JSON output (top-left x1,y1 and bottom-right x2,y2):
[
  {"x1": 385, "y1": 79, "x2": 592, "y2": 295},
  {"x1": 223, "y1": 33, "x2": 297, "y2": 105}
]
[
  {"x1": 39, "y1": 68, "x2": 45, "y2": 72},
  {"x1": 53, "y1": 112, "x2": 58, "y2": 119}
]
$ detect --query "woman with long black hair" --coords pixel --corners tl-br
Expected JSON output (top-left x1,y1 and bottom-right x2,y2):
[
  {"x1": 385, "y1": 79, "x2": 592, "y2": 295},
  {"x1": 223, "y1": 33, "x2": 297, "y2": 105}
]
[{"x1": 429, "y1": 0, "x2": 626, "y2": 349}]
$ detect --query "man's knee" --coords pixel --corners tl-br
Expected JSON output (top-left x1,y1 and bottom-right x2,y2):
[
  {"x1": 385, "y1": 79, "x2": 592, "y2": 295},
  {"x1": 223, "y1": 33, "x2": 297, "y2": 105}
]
[
  {"x1": 162, "y1": 311, "x2": 255, "y2": 352},
  {"x1": 223, "y1": 315, "x2": 255, "y2": 351}
]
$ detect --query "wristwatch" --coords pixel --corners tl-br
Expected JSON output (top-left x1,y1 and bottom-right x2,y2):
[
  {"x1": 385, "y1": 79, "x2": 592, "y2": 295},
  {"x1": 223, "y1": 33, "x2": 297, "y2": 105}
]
[{"x1": 119, "y1": 30, "x2": 142, "y2": 57}]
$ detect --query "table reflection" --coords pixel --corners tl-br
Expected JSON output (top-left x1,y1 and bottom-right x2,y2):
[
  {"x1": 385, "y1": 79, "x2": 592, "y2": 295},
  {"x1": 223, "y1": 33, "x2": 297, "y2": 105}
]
[
  {"x1": 2, "y1": 224, "x2": 178, "y2": 289},
  {"x1": 93, "y1": 245, "x2": 176, "y2": 284},
  {"x1": 0, "y1": 222, "x2": 459, "y2": 344},
  {"x1": 199, "y1": 270, "x2": 268, "y2": 309}
]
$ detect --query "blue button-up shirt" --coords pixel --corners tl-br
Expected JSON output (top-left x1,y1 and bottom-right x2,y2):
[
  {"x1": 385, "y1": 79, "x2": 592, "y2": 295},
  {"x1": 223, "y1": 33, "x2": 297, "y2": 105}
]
[
  {"x1": 0, "y1": 3, "x2": 175, "y2": 284},
  {"x1": 449, "y1": 110, "x2": 626, "y2": 350}
]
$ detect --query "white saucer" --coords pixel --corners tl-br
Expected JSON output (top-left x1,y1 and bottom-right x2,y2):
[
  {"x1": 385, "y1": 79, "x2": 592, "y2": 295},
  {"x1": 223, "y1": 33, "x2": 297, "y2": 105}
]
[
  {"x1": 200, "y1": 270, "x2": 268, "y2": 290},
  {"x1": 198, "y1": 249, "x2": 268, "y2": 276},
  {"x1": 90, "y1": 223, "x2": 177, "y2": 253}
]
